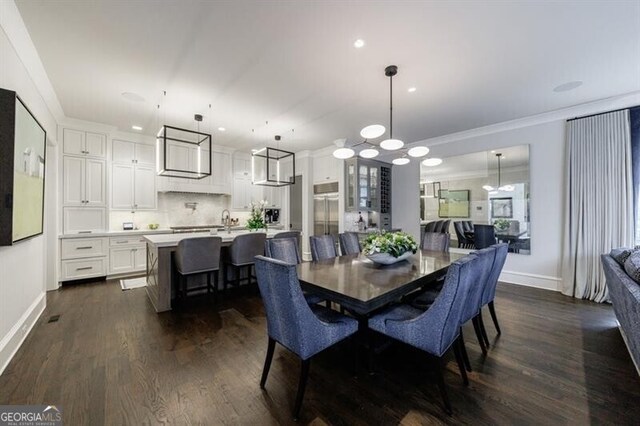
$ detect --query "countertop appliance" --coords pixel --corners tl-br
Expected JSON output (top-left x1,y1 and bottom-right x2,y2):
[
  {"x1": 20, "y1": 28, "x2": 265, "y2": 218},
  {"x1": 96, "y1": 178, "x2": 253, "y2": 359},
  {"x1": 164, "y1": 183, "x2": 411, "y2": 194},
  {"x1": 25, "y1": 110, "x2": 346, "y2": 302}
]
[
  {"x1": 264, "y1": 208, "x2": 280, "y2": 224},
  {"x1": 313, "y1": 182, "x2": 339, "y2": 244}
]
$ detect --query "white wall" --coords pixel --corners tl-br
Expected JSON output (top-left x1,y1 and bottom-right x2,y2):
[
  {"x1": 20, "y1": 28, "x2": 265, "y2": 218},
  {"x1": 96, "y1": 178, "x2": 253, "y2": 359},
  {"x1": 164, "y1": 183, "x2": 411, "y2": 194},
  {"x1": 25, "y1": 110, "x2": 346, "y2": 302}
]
[
  {"x1": 392, "y1": 161, "x2": 421, "y2": 239},
  {"x1": 0, "y1": 1, "x2": 60, "y2": 373}
]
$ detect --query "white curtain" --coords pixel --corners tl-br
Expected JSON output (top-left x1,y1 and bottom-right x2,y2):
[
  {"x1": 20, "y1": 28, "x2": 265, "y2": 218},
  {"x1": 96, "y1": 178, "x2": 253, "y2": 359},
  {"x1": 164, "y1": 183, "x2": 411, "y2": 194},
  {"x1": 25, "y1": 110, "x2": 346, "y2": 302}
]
[{"x1": 562, "y1": 110, "x2": 633, "y2": 302}]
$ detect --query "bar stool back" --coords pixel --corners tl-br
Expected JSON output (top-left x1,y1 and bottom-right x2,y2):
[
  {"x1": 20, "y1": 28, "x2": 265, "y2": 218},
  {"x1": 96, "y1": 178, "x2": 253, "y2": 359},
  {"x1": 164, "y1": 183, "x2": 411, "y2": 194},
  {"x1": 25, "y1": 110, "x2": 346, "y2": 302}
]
[{"x1": 175, "y1": 236, "x2": 222, "y2": 299}]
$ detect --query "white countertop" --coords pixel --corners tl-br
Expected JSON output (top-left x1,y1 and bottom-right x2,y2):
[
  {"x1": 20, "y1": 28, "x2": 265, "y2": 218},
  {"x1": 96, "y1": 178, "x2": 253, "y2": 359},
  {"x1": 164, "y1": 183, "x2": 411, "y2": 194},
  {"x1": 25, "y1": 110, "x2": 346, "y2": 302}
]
[
  {"x1": 59, "y1": 229, "x2": 173, "y2": 239},
  {"x1": 144, "y1": 229, "x2": 284, "y2": 248}
]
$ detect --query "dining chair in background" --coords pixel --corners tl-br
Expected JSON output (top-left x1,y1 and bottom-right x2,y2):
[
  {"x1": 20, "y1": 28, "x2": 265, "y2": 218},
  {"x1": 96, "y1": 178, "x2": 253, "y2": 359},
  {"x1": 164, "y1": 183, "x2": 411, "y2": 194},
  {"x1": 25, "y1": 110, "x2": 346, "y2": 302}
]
[
  {"x1": 254, "y1": 256, "x2": 358, "y2": 421},
  {"x1": 339, "y1": 232, "x2": 361, "y2": 255},
  {"x1": 174, "y1": 236, "x2": 222, "y2": 299},
  {"x1": 405, "y1": 232, "x2": 451, "y2": 308},
  {"x1": 274, "y1": 231, "x2": 302, "y2": 257},
  {"x1": 453, "y1": 221, "x2": 473, "y2": 248},
  {"x1": 223, "y1": 232, "x2": 267, "y2": 293},
  {"x1": 421, "y1": 232, "x2": 450, "y2": 252},
  {"x1": 368, "y1": 253, "x2": 482, "y2": 414},
  {"x1": 473, "y1": 224, "x2": 497, "y2": 249},
  {"x1": 309, "y1": 235, "x2": 337, "y2": 261}
]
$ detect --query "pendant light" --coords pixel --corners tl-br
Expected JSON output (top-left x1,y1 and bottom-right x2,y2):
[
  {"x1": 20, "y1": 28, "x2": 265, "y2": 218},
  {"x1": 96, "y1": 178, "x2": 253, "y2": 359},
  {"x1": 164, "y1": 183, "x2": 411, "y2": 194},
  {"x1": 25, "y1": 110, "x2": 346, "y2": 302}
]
[
  {"x1": 251, "y1": 134, "x2": 295, "y2": 186},
  {"x1": 380, "y1": 65, "x2": 404, "y2": 151},
  {"x1": 483, "y1": 153, "x2": 514, "y2": 193},
  {"x1": 332, "y1": 138, "x2": 355, "y2": 159},
  {"x1": 422, "y1": 157, "x2": 443, "y2": 167}
]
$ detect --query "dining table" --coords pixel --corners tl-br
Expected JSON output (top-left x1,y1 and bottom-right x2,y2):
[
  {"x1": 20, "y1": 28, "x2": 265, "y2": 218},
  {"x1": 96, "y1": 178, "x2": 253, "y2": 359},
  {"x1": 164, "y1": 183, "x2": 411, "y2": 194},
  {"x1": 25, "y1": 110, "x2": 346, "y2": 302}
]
[{"x1": 296, "y1": 249, "x2": 466, "y2": 317}]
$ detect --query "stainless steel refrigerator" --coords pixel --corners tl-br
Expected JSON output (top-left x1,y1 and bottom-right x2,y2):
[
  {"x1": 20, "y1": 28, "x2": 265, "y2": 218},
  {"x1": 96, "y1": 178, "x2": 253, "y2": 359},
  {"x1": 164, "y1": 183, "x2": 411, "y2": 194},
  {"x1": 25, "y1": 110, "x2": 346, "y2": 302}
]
[{"x1": 313, "y1": 183, "x2": 339, "y2": 239}]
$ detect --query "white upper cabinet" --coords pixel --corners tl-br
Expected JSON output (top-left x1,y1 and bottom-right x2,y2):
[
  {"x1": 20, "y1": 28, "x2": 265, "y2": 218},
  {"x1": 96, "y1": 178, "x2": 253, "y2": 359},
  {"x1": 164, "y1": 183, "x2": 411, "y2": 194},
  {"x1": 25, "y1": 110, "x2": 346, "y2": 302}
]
[
  {"x1": 63, "y1": 129, "x2": 106, "y2": 159},
  {"x1": 84, "y1": 159, "x2": 106, "y2": 205},
  {"x1": 111, "y1": 163, "x2": 135, "y2": 209},
  {"x1": 63, "y1": 156, "x2": 105, "y2": 206},
  {"x1": 135, "y1": 144, "x2": 156, "y2": 166},
  {"x1": 110, "y1": 139, "x2": 157, "y2": 210},
  {"x1": 133, "y1": 165, "x2": 157, "y2": 209},
  {"x1": 313, "y1": 154, "x2": 341, "y2": 183},
  {"x1": 113, "y1": 139, "x2": 156, "y2": 166}
]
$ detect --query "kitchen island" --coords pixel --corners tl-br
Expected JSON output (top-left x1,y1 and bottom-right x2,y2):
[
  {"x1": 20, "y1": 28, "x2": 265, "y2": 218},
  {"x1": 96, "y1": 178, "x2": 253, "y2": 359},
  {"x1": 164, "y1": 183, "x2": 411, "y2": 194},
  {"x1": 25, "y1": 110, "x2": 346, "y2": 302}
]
[{"x1": 144, "y1": 230, "x2": 283, "y2": 312}]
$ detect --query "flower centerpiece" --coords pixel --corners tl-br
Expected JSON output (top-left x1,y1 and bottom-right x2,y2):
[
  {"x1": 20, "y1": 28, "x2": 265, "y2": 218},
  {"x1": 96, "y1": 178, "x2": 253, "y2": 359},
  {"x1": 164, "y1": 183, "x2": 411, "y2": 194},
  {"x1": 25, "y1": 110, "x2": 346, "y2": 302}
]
[
  {"x1": 362, "y1": 231, "x2": 418, "y2": 265},
  {"x1": 246, "y1": 199, "x2": 268, "y2": 231},
  {"x1": 493, "y1": 219, "x2": 510, "y2": 232}
]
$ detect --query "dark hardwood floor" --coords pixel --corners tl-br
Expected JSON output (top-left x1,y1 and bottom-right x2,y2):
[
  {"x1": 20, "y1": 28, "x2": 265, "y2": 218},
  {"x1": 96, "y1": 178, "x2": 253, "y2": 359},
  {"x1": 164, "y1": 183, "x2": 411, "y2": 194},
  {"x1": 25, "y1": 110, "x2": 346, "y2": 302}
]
[{"x1": 1, "y1": 280, "x2": 639, "y2": 425}]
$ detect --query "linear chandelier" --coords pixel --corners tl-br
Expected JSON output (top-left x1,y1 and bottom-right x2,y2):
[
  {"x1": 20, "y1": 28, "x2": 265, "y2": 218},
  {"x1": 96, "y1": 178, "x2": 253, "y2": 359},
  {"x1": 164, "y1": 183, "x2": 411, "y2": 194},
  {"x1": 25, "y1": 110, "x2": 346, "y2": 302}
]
[{"x1": 482, "y1": 153, "x2": 514, "y2": 194}]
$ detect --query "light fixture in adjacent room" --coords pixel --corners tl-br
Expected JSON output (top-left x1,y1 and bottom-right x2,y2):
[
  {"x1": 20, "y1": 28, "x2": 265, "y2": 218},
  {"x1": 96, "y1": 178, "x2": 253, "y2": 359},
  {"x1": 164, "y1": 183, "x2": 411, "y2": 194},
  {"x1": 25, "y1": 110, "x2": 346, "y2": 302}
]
[
  {"x1": 218, "y1": 127, "x2": 226, "y2": 132},
  {"x1": 483, "y1": 152, "x2": 514, "y2": 192},
  {"x1": 422, "y1": 157, "x2": 443, "y2": 167},
  {"x1": 251, "y1": 135, "x2": 296, "y2": 187},
  {"x1": 332, "y1": 138, "x2": 355, "y2": 159}
]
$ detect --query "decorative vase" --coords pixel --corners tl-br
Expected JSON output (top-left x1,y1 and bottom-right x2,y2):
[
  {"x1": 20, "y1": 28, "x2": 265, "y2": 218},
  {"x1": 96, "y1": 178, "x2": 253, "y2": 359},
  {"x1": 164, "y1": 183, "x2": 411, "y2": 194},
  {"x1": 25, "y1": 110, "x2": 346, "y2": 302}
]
[{"x1": 366, "y1": 251, "x2": 412, "y2": 265}]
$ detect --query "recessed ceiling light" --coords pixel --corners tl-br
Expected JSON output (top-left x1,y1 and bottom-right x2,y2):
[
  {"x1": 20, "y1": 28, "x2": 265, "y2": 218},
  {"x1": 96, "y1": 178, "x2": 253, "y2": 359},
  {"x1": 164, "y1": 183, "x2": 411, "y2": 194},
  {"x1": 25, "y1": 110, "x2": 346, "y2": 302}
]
[
  {"x1": 408, "y1": 146, "x2": 430, "y2": 157},
  {"x1": 121, "y1": 92, "x2": 145, "y2": 102},
  {"x1": 422, "y1": 158, "x2": 443, "y2": 167},
  {"x1": 553, "y1": 81, "x2": 583, "y2": 93},
  {"x1": 354, "y1": 39, "x2": 365, "y2": 48},
  {"x1": 360, "y1": 124, "x2": 385, "y2": 139},
  {"x1": 408, "y1": 87, "x2": 417, "y2": 93},
  {"x1": 392, "y1": 158, "x2": 410, "y2": 166},
  {"x1": 131, "y1": 125, "x2": 143, "y2": 131},
  {"x1": 218, "y1": 127, "x2": 226, "y2": 131}
]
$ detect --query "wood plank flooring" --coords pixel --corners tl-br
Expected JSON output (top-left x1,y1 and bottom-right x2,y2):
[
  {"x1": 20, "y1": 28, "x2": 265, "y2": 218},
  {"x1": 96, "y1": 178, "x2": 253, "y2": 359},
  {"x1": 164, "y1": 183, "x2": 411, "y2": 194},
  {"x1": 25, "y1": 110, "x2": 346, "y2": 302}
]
[{"x1": 1, "y1": 280, "x2": 639, "y2": 425}]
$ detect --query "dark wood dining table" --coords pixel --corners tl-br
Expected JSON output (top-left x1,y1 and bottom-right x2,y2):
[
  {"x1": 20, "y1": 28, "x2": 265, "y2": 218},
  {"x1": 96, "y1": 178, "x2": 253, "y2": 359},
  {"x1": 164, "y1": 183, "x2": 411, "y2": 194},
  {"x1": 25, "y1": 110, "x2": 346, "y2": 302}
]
[{"x1": 296, "y1": 249, "x2": 466, "y2": 316}]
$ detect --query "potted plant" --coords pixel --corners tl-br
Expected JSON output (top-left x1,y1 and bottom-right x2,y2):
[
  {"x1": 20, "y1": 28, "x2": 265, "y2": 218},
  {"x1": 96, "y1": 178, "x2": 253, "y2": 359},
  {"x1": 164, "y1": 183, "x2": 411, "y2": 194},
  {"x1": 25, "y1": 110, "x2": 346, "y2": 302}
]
[
  {"x1": 493, "y1": 219, "x2": 510, "y2": 232},
  {"x1": 246, "y1": 200, "x2": 268, "y2": 231},
  {"x1": 362, "y1": 231, "x2": 418, "y2": 265}
]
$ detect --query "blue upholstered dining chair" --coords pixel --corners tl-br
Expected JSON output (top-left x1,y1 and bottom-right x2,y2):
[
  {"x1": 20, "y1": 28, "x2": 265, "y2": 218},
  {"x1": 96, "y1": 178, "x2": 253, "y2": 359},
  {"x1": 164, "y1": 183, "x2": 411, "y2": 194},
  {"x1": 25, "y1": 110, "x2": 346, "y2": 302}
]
[
  {"x1": 338, "y1": 232, "x2": 361, "y2": 255},
  {"x1": 479, "y1": 243, "x2": 509, "y2": 337},
  {"x1": 421, "y1": 232, "x2": 450, "y2": 252},
  {"x1": 254, "y1": 256, "x2": 358, "y2": 421},
  {"x1": 368, "y1": 253, "x2": 482, "y2": 414},
  {"x1": 309, "y1": 235, "x2": 337, "y2": 261},
  {"x1": 264, "y1": 238, "x2": 323, "y2": 306},
  {"x1": 274, "y1": 231, "x2": 302, "y2": 257}
]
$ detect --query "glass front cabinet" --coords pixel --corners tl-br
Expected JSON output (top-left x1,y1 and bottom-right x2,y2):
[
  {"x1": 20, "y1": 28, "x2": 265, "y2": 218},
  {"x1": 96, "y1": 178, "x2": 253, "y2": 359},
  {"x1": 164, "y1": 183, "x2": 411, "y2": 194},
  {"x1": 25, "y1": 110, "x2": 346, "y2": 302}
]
[{"x1": 345, "y1": 158, "x2": 386, "y2": 212}]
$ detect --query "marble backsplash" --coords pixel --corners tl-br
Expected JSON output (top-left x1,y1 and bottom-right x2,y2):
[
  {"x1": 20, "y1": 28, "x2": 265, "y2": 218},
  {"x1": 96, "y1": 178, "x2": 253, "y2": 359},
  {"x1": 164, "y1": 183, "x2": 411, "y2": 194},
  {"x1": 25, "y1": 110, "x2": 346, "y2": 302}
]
[{"x1": 109, "y1": 192, "x2": 238, "y2": 231}]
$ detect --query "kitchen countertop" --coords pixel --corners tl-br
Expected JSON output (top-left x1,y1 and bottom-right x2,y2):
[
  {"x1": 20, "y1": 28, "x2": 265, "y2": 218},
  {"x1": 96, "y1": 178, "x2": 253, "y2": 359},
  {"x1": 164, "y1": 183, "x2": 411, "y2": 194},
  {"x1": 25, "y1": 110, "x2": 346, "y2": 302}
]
[
  {"x1": 144, "y1": 229, "x2": 284, "y2": 248},
  {"x1": 59, "y1": 229, "x2": 174, "y2": 239}
]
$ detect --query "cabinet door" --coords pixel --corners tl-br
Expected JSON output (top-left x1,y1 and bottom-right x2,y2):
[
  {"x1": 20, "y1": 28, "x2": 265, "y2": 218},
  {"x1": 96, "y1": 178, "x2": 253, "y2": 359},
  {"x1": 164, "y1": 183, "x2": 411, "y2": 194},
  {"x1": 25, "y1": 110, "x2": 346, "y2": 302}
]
[
  {"x1": 232, "y1": 177, "x2": 249, "y2": 210},
  {"x1": 250, "y1": 182, "x2": 264, "y2": 205},
  {"x1": 62, "y1": 207, "x2": 106, "y2": 234},
  {"x1": 212, "y1": 151, "x2": 231, "y2": 186},
  {"x1": 63, "y1": 156, "x2": 85, "y2": 205},
  {"x1": 369, "y1": 165, "x2": 379, "y2": 211},
  {"x1": 313, "y1": 154, "x2": 339, "y2": 183},
  {"x1": 233, "y1": 157, "x2": 250, "y2": 178},
  {"x1": 358, "y1": 164, "x2": 369, "y2": 210},
  {"x1": 135, "y1": 143, "x2": 156, "y2": 166},
  {"x1": 109, "y1": 247, "x2": 135, "y2": 274},
  {"x1": 111, "y1": 163, "x2": 134, "y2": 209},
  {"x1": 264, "y1": 186, "x2": 282, "y2": 208},
  {"x1": 133, "y1": 246, "x2": 147, "y2": 271},
  {"x1": 85, "y1": 159, "x2": 106, "y2": 206},
  {"x1": 112, "y1": 140, "x2": 135, "y2": 163},
  {"x1": 63, "y1": 129, "x2": 85, "y2": 156},
  {"x1": 134, "y1": 165, "x2": 157, "y2": 209},
  {"x1": 345, "y1": 161, "x2": 357, "y2": 211},
  {"x1": 85, "y1": 132, "x2": 107, "y2": 158}
]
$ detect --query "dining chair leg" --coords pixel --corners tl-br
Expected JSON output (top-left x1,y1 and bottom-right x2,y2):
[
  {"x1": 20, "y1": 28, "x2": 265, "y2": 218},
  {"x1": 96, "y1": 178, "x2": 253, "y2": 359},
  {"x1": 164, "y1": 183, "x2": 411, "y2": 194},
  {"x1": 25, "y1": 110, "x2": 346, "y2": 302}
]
[
  {"x1": 488, "y1": 301, "x2": 502, "y2": 335},
  {"x1": 471, "y1": 317, "x2": 487, "y2": 355},
  {"x1": 293, "y1": 358, "x2": 311, "y2": 421},
  {"x1": 477, "y1": 311, "x2": 490, "y2": 348},
  {"x1": 213, "y1": 270, "x2": 219, "y2": 303},
  {"x1": 260, "y1": 337, "x2": 276, "y2": 389},
  {"x1": 435, "y1": 357, "x2": 453, "y2": 415},
  {"x1": 458, "y1": 328, "x2": 472, "y2": 372},
  {"x1": 207, "y1": 272, "x2": 213, "y2": 294},
  {"x1": 222, "y1": 264, "x2": 228, "y2": 294},
  {"x1": 452, "y1": 338, "x2": 469, "y2": 386},
  {"x1": 234, "y1": 265, "x2": 240, "y2": 291}
]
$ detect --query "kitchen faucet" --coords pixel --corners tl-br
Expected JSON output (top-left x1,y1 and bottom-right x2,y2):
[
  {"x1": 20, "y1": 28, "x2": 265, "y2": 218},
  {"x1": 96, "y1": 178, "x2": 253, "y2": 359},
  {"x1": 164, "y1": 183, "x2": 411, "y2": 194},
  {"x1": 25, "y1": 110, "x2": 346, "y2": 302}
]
[{"x1": 221, "y1": 209, "x2": 231, "y2": 234}]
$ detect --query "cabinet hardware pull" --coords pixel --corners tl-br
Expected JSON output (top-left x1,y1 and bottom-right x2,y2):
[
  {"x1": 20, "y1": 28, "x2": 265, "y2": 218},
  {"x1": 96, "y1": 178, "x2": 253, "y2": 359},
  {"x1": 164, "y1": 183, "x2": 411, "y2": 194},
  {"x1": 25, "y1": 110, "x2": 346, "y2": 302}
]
[
  {"x1": 78, "y1": 231, "x2": 92, "y2": 234},
  {"x1": 76, "y1": 266, "x2": 93, "y2": 271},
  {"x1": 76, "y1": 246, "x2": 93, "y2": 250},
  {"x1": 116, "y1": 241, "x2": 127, "y2": 244}
]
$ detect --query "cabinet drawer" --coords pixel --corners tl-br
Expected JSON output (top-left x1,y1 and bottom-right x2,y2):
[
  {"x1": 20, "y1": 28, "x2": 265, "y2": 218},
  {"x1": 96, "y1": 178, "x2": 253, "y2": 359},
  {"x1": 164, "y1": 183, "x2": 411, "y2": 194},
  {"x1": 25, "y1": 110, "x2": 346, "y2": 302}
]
[
  {"x1": 61, "y1": 258, "x2": 107, "y2": 281},
  {"x1": 110, "y1": 236, "x2": 146, "y2": 246},
  {"x1": 61, "y1": 238, "x2": 107, "y2": 260}
]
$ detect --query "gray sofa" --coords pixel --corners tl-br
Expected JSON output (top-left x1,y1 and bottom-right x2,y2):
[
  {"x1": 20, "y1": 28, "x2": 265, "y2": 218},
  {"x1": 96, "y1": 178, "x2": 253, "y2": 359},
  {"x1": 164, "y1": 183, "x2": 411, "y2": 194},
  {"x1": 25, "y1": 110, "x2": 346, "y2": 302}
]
[{"x1": 601, "y1": 253, "x2": 640, "y2": 373}]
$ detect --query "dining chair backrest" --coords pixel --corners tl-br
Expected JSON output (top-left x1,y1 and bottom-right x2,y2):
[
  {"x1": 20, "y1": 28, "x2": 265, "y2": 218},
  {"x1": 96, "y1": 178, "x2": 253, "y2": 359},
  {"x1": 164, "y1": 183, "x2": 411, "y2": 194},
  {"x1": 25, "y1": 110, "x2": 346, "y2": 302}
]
[
  {"x1": 339, "y1": 232, "x2": 361, "y2": 255},
  {"x1": 481, "y1": 243, "x2": 509, "y2": 306},
  {"x1": 175, "y1": 236, "x2": 222, "y2": 275},
  {"x1": 274, "y1": 231, "x2": 300, "y2": 240},
  {"x1": 463, "y1": 221, "x2": 474, "y2": 233},
  {"x1": 229, "y1": 233, "x2": 267, "y2": 265},
  {"x1": 264, "y1": 237, "x2": 301, "y2": 265},
  {"x1": 433, "y1": 220, "x2": 445, "y2": 233},
  {"x1": 421, "y1": 232, "x2": 450, "y2": 252},
  {"x1": 441, "y1": 220, "x2": 451, "y2": 234},
  {"x1": 254, "y1": 256, "x2": 345, "y2": 359},
  {"x1": 460, "y1": 246, "x2": 496, "y2": 324},
  {"x1": 453, "y1": 221, "x2": 466, "y2": 243},
  {"x1": 474, "y1": 224, "x2": 496, "y2": 249},
  {"x1": 383, "y1": 253, "x2": 480, "y2": 357},
  {"x1": 424, "y1": 221, "x2": 437, "y2": 232},
  {"x1": 309, "y1": 235, "x2": 337, "y2": 261}
]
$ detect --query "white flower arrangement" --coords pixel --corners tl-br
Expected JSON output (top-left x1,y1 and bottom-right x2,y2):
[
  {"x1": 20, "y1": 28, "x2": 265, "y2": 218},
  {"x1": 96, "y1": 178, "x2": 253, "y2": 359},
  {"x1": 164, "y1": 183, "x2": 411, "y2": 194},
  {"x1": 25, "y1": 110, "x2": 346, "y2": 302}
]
[
  {"x1": 362, "y1": 231, "x2": 418, "y2": 258},
  {"x1": 246, "y1": 199, "x2": 268, "y2": 230}
]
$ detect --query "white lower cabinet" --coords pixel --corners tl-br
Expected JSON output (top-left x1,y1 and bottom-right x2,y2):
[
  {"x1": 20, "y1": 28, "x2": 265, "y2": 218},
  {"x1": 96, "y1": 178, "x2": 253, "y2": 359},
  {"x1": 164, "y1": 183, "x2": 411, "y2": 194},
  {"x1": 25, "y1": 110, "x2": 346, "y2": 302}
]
[
  {"x1": 60, "y1": 236, "x2": 108, "y2": 281},
  {"x1": 108, "y1": 236, "x2": 146, "y2": 275},
  {"x1": 61, "y1": 258, "x2": 107, "y2": 281}
]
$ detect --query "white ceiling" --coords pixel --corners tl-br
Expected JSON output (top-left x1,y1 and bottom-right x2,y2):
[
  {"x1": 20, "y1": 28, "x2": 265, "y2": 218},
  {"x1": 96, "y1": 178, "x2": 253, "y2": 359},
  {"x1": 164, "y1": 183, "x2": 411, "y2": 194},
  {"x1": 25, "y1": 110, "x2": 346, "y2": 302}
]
[{"x1": 15, "y1": 0, "x2": 640, "y2": 153}]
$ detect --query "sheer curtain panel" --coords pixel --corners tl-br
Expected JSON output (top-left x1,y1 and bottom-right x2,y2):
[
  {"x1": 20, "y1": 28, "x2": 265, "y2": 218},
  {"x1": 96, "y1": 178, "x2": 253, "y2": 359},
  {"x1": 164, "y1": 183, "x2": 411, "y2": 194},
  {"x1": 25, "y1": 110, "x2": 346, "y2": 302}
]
[{"x1": 562, "y1": 110, "x2": 633, "y2": 302}]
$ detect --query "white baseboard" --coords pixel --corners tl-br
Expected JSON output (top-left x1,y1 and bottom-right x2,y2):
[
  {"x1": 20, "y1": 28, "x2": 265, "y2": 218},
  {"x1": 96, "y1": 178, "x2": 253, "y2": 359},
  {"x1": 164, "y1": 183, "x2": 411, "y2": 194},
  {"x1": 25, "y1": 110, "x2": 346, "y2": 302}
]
[
  {"x1": 618, "y1": 325, "x2": 640, "y2": 376},
  {"x1": 499, "y1": 270, "x2": 561, "y2": 291},
  {"x1": 0, "y1": 292, "x2": 46, "y2": 375}
]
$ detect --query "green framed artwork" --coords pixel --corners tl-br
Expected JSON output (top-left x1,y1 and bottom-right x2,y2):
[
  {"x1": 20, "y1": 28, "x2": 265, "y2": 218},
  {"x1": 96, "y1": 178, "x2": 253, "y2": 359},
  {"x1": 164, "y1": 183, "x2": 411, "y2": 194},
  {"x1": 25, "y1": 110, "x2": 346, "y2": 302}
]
[{"x1": 438, "y1": 189, "x2": 470, "y2": 218}]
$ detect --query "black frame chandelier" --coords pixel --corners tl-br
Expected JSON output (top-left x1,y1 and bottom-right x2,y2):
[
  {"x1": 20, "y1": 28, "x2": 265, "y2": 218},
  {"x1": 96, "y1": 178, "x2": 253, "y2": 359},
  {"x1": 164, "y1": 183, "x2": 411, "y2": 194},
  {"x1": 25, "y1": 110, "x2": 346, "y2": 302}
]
[{"x1": 251, "y1": 135, "x2": 296, "y2": 187}]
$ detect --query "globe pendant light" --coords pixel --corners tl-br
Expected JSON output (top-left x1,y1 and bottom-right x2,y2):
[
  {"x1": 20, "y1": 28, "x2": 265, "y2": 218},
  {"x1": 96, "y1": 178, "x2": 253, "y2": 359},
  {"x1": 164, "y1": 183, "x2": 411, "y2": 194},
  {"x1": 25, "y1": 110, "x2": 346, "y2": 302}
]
[
  {"x1": 408, "y1": 146, "x2": 430, "y2": 157},
  {"x1": 380, "y1": 65, "x2": 404, "y2": 151},
  {"x1": 392, "y1": 157, "x2": 410, "y2": 165}
]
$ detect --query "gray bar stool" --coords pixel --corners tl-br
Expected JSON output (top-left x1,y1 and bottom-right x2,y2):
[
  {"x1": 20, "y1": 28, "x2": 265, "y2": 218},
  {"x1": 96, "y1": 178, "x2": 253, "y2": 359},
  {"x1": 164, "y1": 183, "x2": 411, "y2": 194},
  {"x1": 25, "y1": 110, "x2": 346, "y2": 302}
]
[
  {"x1": 223, "y1": 232, "x2": 267, "y2": 293},
  {"x1": 175, "y1": 236, "x2": 222, "y2": 299}
]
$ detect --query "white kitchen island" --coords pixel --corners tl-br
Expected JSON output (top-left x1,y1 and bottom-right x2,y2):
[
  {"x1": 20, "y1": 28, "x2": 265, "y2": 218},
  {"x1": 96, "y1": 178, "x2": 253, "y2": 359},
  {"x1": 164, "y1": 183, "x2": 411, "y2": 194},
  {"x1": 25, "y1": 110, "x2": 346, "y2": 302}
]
[{"x1": 144, "y1": 230, "x2": 283, "y2": 312}]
